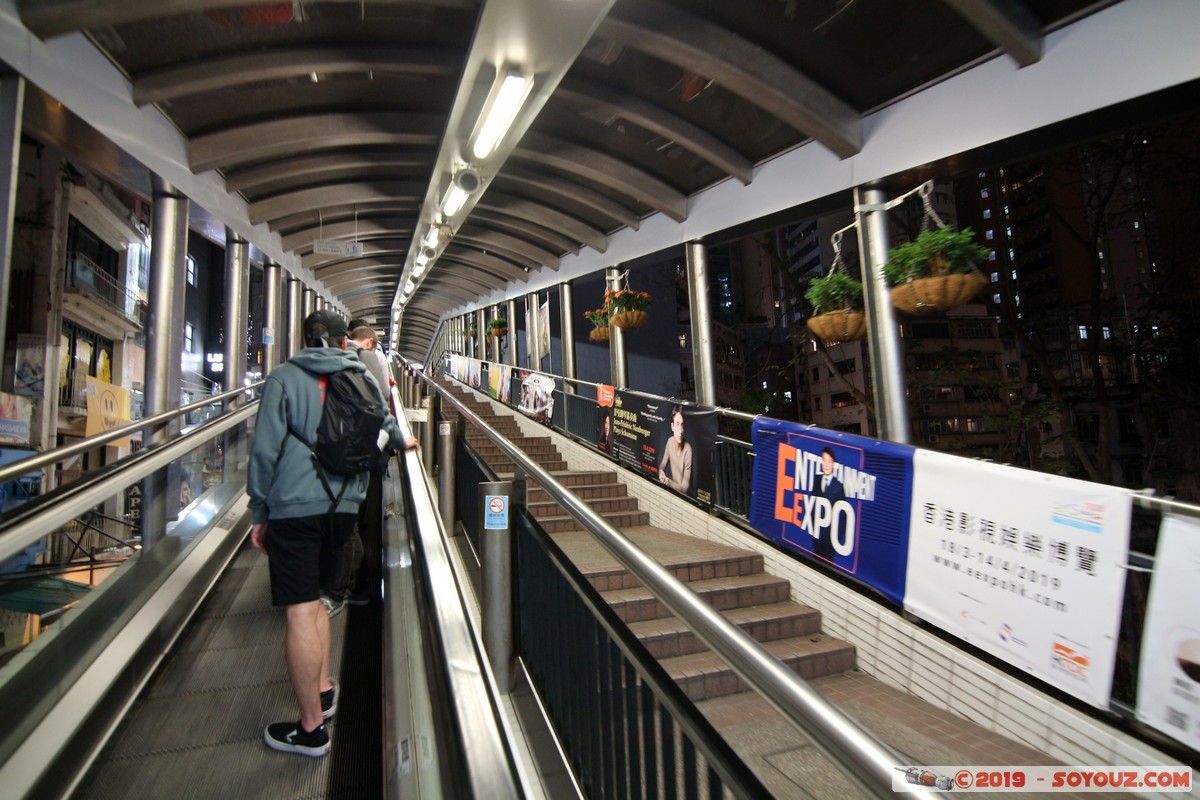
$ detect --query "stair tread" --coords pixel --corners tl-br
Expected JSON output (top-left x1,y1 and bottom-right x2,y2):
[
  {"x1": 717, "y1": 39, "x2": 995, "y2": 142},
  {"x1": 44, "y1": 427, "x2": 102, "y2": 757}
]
[
  {"x1": 628, "y1": 601, "x2": 819, "y2": 637},
  {"x1": 601, "y1": 570, "x2": 786, "y2": 604},
  {"x1": 661, "y1": 634, "x2": 854, "y2": 675},
  {"x1": 552, "y1": 525, "x2": 761, "y2": 577}
]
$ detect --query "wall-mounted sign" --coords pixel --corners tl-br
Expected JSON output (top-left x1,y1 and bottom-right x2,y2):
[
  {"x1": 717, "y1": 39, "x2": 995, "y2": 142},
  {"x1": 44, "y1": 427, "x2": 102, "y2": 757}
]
[
  {"x1": 206, "y1": 352, "x2": 224, "y2": 373},
  {"x1": 312, "y1": 239, "x2": 363, "y2": 257}
]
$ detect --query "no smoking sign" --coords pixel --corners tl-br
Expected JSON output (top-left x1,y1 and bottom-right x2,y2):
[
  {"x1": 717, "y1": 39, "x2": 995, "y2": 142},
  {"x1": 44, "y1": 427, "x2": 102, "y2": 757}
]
[{"x1": 484, "y1": 494, "x2": 509, "y2": 529}]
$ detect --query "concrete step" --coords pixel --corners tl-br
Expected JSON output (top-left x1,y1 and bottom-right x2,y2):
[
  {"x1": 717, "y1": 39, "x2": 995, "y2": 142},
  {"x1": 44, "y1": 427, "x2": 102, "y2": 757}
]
[
  {"x1": 485, "y1": 455, "x2": 569, "y2": 473},
  {"x1": 662, "y1": 635, "x2": 857, "y2": 702},
  {"x1": 534, "y1": 509, "x2": 650, "y2": 533},
  {"x1": 520, "y1": 470, "x2": 619, "y2": 487},
  {"x1": 528, "y1": 482, "x2": 628, "y2": 503},
  {"x1": 629, "y1": 601, "x2": 823, "y2": 659},
  {"x1": 601, "y1": 572, "x2": 790, "y2": 622},
  {"x1": 527, "y1": 495, "x2": 641, "y2": 520}
]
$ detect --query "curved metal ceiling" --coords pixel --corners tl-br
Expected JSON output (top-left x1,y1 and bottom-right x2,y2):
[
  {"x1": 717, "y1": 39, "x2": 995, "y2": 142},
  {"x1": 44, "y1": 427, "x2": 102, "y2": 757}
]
[{"x1": 16, "y1": 0, "x2": 1111, "y2": 360}]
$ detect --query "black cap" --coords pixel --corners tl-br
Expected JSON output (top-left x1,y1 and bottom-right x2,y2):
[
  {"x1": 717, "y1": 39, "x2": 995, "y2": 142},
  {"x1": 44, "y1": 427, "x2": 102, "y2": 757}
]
[{"x1": 303, "y1": 309, "x2": 347, "y2": 346}]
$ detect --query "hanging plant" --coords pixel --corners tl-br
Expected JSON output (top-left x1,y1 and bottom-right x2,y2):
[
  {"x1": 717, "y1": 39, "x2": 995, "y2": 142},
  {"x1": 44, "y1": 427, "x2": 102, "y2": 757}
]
[
  {"x1": 805, "y1": 270, "x2": 867, "y2": 342},
  {"x1": 605, "y1": 288, "x2": 651, "y2": 330},
  {"x1": 885, "y1": 188, "x2": 990, "y2": 314},
  {"x1": 584, "y1": 307, "x2": 610, "y2": 342},
  {"x1": 488, "y1": 317, "x2": 508, "y2": 337}
]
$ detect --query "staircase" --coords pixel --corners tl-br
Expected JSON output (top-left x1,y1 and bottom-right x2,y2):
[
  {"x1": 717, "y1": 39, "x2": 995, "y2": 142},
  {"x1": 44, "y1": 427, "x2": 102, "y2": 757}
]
[{"x1": 440, "y1": 380, "x2": 859, "y2": 703}]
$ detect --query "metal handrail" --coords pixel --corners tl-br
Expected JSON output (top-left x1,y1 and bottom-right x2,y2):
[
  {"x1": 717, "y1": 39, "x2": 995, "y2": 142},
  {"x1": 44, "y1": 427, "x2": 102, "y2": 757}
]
[
  {"x1": 0, "y1": 404, "x2": 256, "y2": 565},
  {"x1": 390, "y1": 389, "x2": 524, "y2": 799},
  {"x1": 422, "y1": 372, "x2": 939, "y2": 800},
  {"x1": 0, "y1": 382, "x2": 263, "y2": 486}
]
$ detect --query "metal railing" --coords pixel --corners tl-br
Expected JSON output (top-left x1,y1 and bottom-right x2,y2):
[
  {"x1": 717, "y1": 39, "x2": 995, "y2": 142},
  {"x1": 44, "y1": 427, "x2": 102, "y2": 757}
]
[
  {"x1": 425, "y1": 371, "x2": 919, "y2": 800},
  {"x1": 65, "y1": 251, "x2": 145, "y2": 326}
]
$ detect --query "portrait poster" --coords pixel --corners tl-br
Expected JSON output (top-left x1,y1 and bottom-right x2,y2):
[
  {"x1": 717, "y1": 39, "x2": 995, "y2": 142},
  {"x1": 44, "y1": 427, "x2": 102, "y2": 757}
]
[
  {"x1": 904, "y1": 450, "x2": 1131, "y2": 708},
  {"x1": 84, "y1": 376, "x2": 131, "y2": 448},
  {"x1": 0, "y1": 391, "x2": 32, "y2": 446},
  {"x1": 749, "y1": 418, "x2": 913, "y2": 606},
  {"x1": 516, "y1": 370, "x2": 556, "y2": 425},
  {"x1": 538, "y1": 299, "x2": 551, "y2": 365},
  {"x1": 596, "y1": 384, "x2": 615, "y2": 457},
  {"x1": 467, "y1": 357, "x2": 483, "y2": 390},
  {"x1": 488, "y1": 363, "x2": 512, "y2": 404},
  {"x1": 13, "y1": 334, "x2": 45, "y2": 398},
  {"x1": 1136, "y1": 513, "x2": 1200, "y2": 748},
  {"x1": 610, "y1": 391, "x2": 717, "y2": 506}
]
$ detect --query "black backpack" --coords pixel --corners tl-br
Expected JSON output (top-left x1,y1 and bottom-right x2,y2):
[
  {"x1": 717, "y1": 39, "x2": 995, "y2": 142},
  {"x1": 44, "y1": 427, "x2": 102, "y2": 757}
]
[{"x1": 286, "y1": 365, "x2": 388, "y2": 511}]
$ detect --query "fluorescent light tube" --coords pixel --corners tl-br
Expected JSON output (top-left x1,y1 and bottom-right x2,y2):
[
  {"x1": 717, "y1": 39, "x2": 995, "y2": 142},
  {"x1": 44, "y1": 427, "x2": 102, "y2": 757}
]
[{"x1": 472, "y1": 71, "x2": 533, "y2": 160}]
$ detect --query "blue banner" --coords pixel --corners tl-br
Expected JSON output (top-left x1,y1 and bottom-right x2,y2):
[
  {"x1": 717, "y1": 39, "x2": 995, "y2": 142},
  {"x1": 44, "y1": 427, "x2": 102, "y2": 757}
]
[{"x1": 749, "y1": 419, "x2": 914, "y2": 607}]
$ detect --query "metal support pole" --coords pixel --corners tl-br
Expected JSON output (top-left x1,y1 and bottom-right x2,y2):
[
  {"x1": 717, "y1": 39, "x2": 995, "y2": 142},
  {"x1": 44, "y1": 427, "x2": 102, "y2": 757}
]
[
  {"x1": 144, "y1": 175, "x2": 189, "y2": 549},
  {"x1": 489, "y1": 304, "x2": 502, "y2": 363},
  {"x1": 223, "y1": 229, "x2": 249, "y2": 400},
  {"x1": 480, "y1": 479, "x2": 523, "y2": 693},
  {"x1": 437, "y1": 419, "x2": 457, "y2": 534},
  {"x1": 505, "y1": 298, "x2": 518, "y2": 366},
  {"x1": 422, "y1": 391, "x2": 437, "y2": 477},
  {"x1": 606, "y1": 267, "x2": 628, "y2": 388},
  {"x1": 285, "y1": 275, "x2": 301, "y2": 359},
  {"x1": 856, "y1": 185, "x2": 911, "y2": 443},
  {"x1": 559, "y1": 282, "x2": 576, "y2": 392},
  {"x1": 0, "y1": 76, "x2": 24, "y2": 366},
  {"x1": 686, "y1": 240, "x2": 718, "y2": 406},
  {"x1": 476, "y1": 308, "x2": 487, "y2": 361},
  {"x1": 301, "y1": 287, "x2": 315, "y2": 321},
  {"x1": 262, "y1": 262, "x2": 281, "y2": 374}
]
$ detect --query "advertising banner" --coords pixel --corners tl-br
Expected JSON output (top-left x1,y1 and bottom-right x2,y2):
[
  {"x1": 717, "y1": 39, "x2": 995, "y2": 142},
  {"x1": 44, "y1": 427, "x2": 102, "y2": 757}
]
[
  {"x1": 904, "y1": 450, "x2": 1131, "y2": 708},
  {"x1": 488, "y1": 363, "x2": 512, "y2": 404},
  {"x1": 749, "y1": 419, "x2": 913, "y2": 605},
  {"x1": 447, "y1": 354, "x2": 467, "y2": 383},
  {"x1": 596, "y1": 384, "x2": 616, "y2": 457},
  {"x1": 538, "y1": 299, "x2": 550, "y2": 365},
  {"x1": 609, "y1": 391, "x2": 717, "y2": 506},
  {"x1": 1136, "y1": 513, "x2": 1200, "y2": 748},
  {"x1": 84, "y1": 376, "x2": 131, "y2": 448},
  {"x1": 13, "y1": 334, "x2": 45, "y2": 398},
  {"x1": 516, "y1": 370, "x2": 556, "y2": 425}
]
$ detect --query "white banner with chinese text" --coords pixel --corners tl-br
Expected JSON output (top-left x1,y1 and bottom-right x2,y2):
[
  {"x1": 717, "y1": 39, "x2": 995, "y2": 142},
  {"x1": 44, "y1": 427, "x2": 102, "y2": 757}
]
[{"x1": 904, "y1": 450, "x2": 1131, "y2": 708}]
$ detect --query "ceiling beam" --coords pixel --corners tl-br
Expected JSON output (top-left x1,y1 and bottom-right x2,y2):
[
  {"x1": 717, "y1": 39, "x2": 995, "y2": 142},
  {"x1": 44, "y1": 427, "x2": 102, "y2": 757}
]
[
  {"x1": 248, "y1": 181, "x2": 426, "y2": 226},
  {"x1": 940, "y1": 0, "x2": 1043, "y2": 67}
]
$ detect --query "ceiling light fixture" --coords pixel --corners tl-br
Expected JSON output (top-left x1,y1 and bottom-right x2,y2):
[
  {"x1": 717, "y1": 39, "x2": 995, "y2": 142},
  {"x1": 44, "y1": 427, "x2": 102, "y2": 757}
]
[
  {"x1": 403, "y1": 278, "x2": 415, "y2": 294},
  {"x1": 471, "y1": 69, "x2": 534, "y2": 160},
  {"x1": 440, "y1": 169, "x2": 480, "y2": 218},
  {"x1": 423, "y1": 227, "x2": 442, "y2": 249}
]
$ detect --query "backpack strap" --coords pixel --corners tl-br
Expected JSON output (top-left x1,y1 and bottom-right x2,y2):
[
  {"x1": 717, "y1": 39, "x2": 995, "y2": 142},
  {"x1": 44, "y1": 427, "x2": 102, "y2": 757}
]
[{"x1": 279, "y1": 365, "x2": 347, "y2": 518}]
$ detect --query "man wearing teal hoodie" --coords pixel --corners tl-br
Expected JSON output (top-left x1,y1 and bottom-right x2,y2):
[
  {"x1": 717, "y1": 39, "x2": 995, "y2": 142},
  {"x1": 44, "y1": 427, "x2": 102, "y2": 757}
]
[{"x1": 248, "y1": 309, "x2": 409, "y2": 757}]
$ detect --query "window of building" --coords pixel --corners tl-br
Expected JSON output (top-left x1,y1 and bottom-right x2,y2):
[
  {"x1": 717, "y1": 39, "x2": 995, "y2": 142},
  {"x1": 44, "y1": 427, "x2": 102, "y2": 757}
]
[
  {"x1": 186, "y1": 255, "x2": 197, "y2": 287},
  {"x1": 1078, "y1": 325, "x2": 1088, "y2": 340},
  {"x1": 813, "y1": 397, "x2": 822, "y2": 411},
  {"x1": 184, "y1": 322, "x2": 195, "y2": 352},
  {"x1": 811, "y1": 367, "x2": 820, "y2": 382},
  {"x1": 956, "y1": 322, "x2": 991, "y2": 339},
  {"x1": 985, "y1": 229, "x2": 994, "y2": 240},
  {"x1": 911, "y1": 322, "x2": 951, "y2": 338},
  {"x1": 983, "y1": 208, "x2": 992, "y2": 219},
  {"x1": 835, "y1": 358, "x2": 856, "y2": 374},
  {"x1": 831, "y1": 392, "x2": 856, "y2": 408}
]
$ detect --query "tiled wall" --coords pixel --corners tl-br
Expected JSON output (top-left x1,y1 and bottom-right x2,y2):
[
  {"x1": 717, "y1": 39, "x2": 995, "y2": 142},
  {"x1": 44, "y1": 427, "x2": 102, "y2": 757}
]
[{"x1": 463, "y1": 385, "x2": 1191, "y2": 793}]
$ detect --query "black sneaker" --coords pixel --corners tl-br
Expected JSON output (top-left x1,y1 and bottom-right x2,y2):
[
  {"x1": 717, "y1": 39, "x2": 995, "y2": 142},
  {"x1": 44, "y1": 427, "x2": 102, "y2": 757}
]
[
  {"x1": 346, "y1": 590, "x2": 372, "y2": 607},
  {"x1": 264, "y1": 720, "x2": 330, "y2": 757},
  {"x1": 320, "y1": 680, "x2": 338, "y2": 720},
  {"x1": 320, "y1": 593, "x2": 345, "y2": 618}
]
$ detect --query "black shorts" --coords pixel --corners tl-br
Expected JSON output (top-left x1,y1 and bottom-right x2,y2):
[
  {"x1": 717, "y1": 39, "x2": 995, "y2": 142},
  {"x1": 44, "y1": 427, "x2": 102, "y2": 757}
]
[{"x1": 265, "y1": 513, "x2": 357, "y2": 606}]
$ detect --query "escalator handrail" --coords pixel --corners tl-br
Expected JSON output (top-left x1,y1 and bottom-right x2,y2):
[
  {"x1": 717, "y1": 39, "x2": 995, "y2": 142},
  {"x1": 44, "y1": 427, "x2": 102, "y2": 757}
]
[
  {"x1": 0, "y1": 382, "x2": 263, "y2": 486},
  {"x1": 0, "y1": 403, "x2": 257, "y2": 565}
]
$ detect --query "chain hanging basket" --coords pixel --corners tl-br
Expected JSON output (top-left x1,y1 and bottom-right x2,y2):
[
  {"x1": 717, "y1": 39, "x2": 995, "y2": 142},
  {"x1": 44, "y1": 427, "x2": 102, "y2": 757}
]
[
  {"x1": 891, "y1": 271, "x2": 988, "y2": 315},
  {"x1": 807, "y1": 309, "x2": 868, "y2": 342},
  {"x1": 589, "y1": 326, "x2": 610, "y2": 342},
  {"x1": 609, "y1": 310, "x2": 648, "y2": 330}
]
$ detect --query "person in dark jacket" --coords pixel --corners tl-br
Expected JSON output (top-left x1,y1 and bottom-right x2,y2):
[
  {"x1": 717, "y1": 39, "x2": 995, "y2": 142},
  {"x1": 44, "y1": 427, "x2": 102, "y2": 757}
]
[{"x1": 247, "y1": 309, "x2": 408, "y2": 757}]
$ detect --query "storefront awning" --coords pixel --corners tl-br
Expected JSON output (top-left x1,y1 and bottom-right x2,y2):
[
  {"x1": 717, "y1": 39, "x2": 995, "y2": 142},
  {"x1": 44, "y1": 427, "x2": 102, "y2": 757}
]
[{"x1": 0, "y1": 576, "x2": 90, "y2": 616}]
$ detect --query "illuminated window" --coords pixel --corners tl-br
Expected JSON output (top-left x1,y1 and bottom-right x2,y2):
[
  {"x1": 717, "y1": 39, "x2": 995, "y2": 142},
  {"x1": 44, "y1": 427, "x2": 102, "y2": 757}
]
[
  {"x1": 184, "y1": 322, "x2": 195, "y2": 351},
  {"x1": 186, "y1": 256, "x2": 197, "y2": 286}
]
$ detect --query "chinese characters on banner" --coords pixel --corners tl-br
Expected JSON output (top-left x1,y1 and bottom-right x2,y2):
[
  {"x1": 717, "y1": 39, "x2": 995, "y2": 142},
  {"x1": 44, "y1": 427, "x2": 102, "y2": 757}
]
[
  {"x1": 748, "y1": 419, "x2": 913, "y2": 606},
  {"x1": 595, "y1": 384, "x2": 615, "y2": 456},
  {"x1": 903, "y1": 450, "x2": 1132, "y2": 709},
  {"x1": 608, "y1": 391, "x2": 717, "y2": 506},
  {"x1": 1137, "y1": 513, "x2": 1200, "y2": 749}
]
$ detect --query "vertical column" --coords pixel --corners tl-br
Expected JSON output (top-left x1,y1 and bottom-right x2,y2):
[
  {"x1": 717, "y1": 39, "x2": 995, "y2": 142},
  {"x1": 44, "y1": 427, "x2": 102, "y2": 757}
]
[
  {"x1": 606, "y1": 267, "x2": 628, "y2": 389},
  {"x1": 480, "y1": 478, "x2": 522, "y2": 693},
  {"x1": 301, "y1": 286, "x2": 315, "y2": 322},
  {"x1": 856, "y1": 185, "x2": 910, "y2": 443},
  {"x1": 262, "y1": 262, "x2": 281, "y2": 374},
  {"x1": 285, "y1": 275, "x2": 302, "y2": 359},
  {"x1": 143, "y1": 175, "x2": 189, "y2": 548},
  {"x1": 0, "y1": 76, "x2": 24, "y2": 366},
  {"x1": 505, "y1": 298, "x2": 518, "y2": 366},
  {"x1": 526, "y1": 292, "x2": 540, "y2": 368},
  {"x1": 559, "y1": 282, "x2": 576, "y2": 392},
  {"x1": 223, "y1": 229, "x2": 249, "y2": 399},
  {"x1": 489, "y1": 304, "x2": 502, "y2": 363},
  {"x1": 686, "y1": 241, "x2": 717, "y2": 406},
  {"x1": 476, "y1": 308, "x2": 486, "y2": 361}
]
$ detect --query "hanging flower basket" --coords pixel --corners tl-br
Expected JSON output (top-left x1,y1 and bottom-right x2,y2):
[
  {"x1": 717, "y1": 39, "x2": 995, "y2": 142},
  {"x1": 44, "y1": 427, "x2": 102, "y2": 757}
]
[
  {"x1": 807, "y1": 309, "x2": 868, "y2": 342},
  {"x1": 487, "y1": 319, "x2": 508, "y2": 339},
  {"x1": 589, "y1": 326, "x2": 610, "y2": 342},
  {"x1": 609, "y1": 310, "x2": 648, "y2": 330},
  {"x1": 890, "y1": 271, "x2": 988, "y2": 315},
  {"x1": 604, "y1": 287, "x2": 651, "y2": 330}
]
